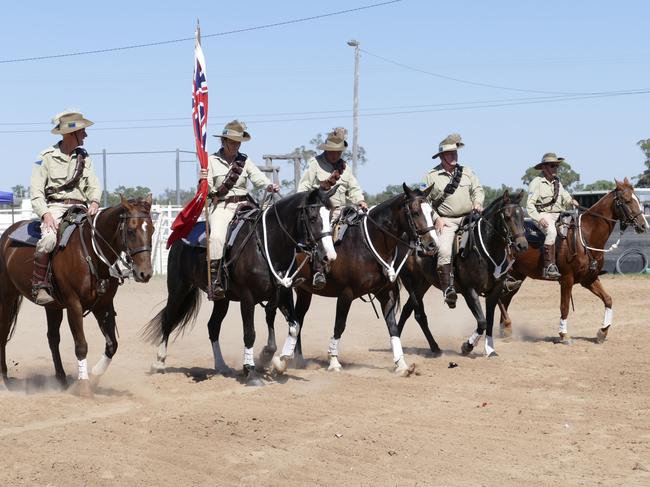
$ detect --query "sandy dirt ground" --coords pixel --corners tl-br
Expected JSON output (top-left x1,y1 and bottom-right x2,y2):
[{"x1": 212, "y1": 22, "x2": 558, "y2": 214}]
[{"x1": 1, "y1": 274, "x2": 649, "y2": 486}]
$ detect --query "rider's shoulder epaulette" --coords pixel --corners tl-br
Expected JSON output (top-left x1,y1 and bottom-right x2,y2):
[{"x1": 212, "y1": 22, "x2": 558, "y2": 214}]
[{"x1": 39, "y1": 146, "x2": 56, "y2": 158}]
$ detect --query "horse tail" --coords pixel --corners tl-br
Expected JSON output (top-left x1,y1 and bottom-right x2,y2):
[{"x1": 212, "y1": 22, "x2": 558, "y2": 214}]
[
  {"x1": 141, "y1": 242, "x2": 202, "y2": 344},
  {"x1": 0, "y1": 241, "x2": 24, "y2": 342}
]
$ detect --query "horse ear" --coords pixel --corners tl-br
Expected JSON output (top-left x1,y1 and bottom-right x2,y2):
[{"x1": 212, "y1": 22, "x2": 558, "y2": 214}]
[
  {"x1": 145, "y1": 193, "x2": 153, "y2": 206},
  {"x1": 120, "y1": 194, "x2": 133, "y2": 210},
  {"x1": 421, "y1": 183, "x2": 434, "y2": 199},
  {"x1": 624, "y1": 176, "x2": 631, "y2": 186},
  {"x1": 503, "y1": 189, "x2": 511, "y2": 204},
  {"x1": 614, "y1": 178, "x2": 621, "y2": 187},
  {"x1": 402, "y1": 182, "x2": 414, "y2": 198},
  {"x1": 515, "y1": 189, "x2": 525, "y2": 203}
]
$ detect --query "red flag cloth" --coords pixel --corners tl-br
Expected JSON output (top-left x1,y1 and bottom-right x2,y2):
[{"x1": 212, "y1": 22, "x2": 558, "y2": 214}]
[{"x1": 167, "y1": 31, "x2": 209, "y2": 249}]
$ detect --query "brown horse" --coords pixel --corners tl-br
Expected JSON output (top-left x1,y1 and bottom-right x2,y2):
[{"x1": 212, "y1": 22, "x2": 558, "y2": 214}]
[
  {"x1": 271, "y1": 183, "x2": 438, "y2": 376},
  {"x1": 499, "y1": 178, "x2": 647, "y2": 343},
  {"x1": 0, "y1": 196, "x2": 153, "y2": 396}
]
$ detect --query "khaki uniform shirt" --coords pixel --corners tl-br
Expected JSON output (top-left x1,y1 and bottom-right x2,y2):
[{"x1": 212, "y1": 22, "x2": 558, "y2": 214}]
[
  {"x1": 423, "y1": 164, "x2": 484, "y2": 220},
  {"x1": 297, "y1": 154, "x2": 364, "y2": 208},
  {"x1": 207, "y1": 152, "x2": 271, "y2": 198},
  {"x1": 30, "y1": 143, "x2": 102, "y2": 218},
  {"x1": 526, "y1": 176, "x2": 573, "y2": 221}
]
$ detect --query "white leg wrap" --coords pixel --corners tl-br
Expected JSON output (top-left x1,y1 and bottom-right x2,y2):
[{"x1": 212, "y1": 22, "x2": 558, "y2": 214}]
[
  {"x1": 212, "y1": 341, "x2": 228, "y2": 371},
  {"x1": 559, "y1": 318, "x2": 568, "y2": 334},
  {"x1": 485, "y1": 336, "x2": 496, "y2": 356},
  {"x1": 78, "y1": 359, "x2": 89, "y2": 380},
  {"x1": 91, "y1": 354, "x2": 112, "y2": 377},
  {"x1": 328, "y1": 337, "x2": 340, "y2": 357},
  {"x1": 390, "y1": 336, "x2": 404, "y2": 363},
  {"x1": 243, "y1": 347, "x2": 255, "y2": 367},
  {"x1": 281, "y1": 335, "x2": 297, "y2": 358},
  {"x1": 156, "y1": 342, "x2": 167, "y2": 363},
  {"x1": 603, "y1": 308, "x2": 613, "y2": 328},
  {"x1": 469, "y1": 331, "x2": 482, "y2": 347}
]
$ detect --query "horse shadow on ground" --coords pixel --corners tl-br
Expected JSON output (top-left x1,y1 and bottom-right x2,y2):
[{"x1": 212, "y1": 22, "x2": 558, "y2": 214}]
[
  {"x1": 158, "y1": 365, "x2": 309, "y2": 386},
  {"x1": 1, "y1": 374, "x2": 133, "y2": 397},
  {"x1": 515, "y1": 334, "x2": 599, "y2": 345},
  {"x1": 368, "y1": 346, "x2": 465, "y2": 358}
]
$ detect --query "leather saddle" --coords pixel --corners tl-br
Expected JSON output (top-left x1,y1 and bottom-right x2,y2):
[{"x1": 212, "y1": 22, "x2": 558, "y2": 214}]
[
  {"x1": 8, "y1": 206, "x2": 87, "y2": 250},
  {"x1": 182, "y1": 203, "x2": 259, "y2": 250}
]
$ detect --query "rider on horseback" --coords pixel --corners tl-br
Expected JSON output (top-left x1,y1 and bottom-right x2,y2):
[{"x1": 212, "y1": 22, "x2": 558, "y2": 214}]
[
  {"x1": 526, "y1": 153, "x2": 579, "y2": 280},
  {"x1": 424, "y1": 133, "x2": 484, "y2": 308},
  {"x1": 30, "y1": 110, "x2": 101, "y2": 305},
  {"x1": 297, "y1": 127, "x2": 368, "y2": 289},
  {"x1": 199, "y1": 120, "x2": 280, "y2": 301}
]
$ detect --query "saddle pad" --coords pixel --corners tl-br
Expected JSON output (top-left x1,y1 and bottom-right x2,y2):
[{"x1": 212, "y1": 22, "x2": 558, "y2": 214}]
[
  {"x1": 8, "y1": 219, "x2": 41, "y2": 246},
  {"x1": 182, "y1": 221, "x2": 207, "y2": 248},
  {"x1": 524, "y1": 219, "x2": 545, "y2": 246}
]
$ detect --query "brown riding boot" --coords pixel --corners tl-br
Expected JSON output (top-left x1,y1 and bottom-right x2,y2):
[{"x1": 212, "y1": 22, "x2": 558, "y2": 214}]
[
  {"x1": 542, "y1": 244, "x2": 561, "y2": 280},
  {"x1": 437, "y1": 263, "x2": 457, "y2": 308},
  {"x1": 31, "y1": 252, "x2": 54, "y2": 305},
  {"x1": 208, "y1": 259, "x2": 225, "y2": 301}
]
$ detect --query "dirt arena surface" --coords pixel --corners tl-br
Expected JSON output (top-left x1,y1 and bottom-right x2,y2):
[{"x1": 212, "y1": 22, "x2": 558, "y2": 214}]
[{"x1": 1, "y1": 275, "x2": 649, "y2": 486}]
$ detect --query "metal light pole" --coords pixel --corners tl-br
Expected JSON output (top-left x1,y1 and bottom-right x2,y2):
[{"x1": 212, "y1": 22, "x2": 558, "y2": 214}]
[{"x1": 347, "y1": 39, "x2": 360, "y2": 177}]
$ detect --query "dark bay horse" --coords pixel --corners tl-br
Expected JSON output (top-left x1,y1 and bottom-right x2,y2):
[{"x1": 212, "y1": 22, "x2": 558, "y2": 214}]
[
  {"x1": 271, "y1": 183, "x2": 438, "y2": 376},
  {"x1": 0, "y1": 196, "x2": 154, "y2": 396},
  {"x1": 142, "y1": 188, "x2": 336, "y2": 386},
  {"x1": 397, "y1": 190, "x2": 528, "y2": 357},
  {"x1": 499, "y1": 178, "x2": 647, "y2": 343}
]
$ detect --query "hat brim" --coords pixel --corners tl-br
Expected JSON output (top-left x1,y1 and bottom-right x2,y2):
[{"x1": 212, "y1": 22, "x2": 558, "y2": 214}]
[
  {"x1": 534, "y1": 158, "x2": 564, "y2": 170},
  {"x1": 215, "y1": 131, "x2": 251, "y2": 142},
  {"x1": 432, "y1": 142, "x2": 464, "y2": 159},
  {"x1": 51, "y1": 118, "x2": 94, "y2": 135},
  {"x1": 318, "y1": 140, "x2": 348, "y2": 151}
]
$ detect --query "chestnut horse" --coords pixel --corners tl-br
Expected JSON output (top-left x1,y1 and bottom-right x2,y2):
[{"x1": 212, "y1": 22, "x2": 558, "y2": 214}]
[
  {"x1": 0, "y1": 196, "x2": 153, "y2": 396},
  {"x1": 499, "y1": 178, "x2": 647, "y2": 343}
]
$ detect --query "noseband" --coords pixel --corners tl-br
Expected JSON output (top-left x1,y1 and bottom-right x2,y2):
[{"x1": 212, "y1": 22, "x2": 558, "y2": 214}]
[
  {"x1": 119, "y1": 212, "x2": 153, "y2": 259},
  {"x1": 613, "y1": 190, "x2": 644, "y2": 230}
]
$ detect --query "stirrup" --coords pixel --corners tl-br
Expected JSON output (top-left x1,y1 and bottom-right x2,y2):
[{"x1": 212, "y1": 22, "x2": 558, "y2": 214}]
[
  {"x1": 543, "y1": 265, "x2": 561, "y2": 280},
  {"x1": 312, "y1": 272, "x2": 327, "y2": 290},
  {"x1": 33, "y1": 287, "x2": 54, "y2": 305},
  {"x1": 208, "y1": 284, "x2": 226, "y2": 301}
]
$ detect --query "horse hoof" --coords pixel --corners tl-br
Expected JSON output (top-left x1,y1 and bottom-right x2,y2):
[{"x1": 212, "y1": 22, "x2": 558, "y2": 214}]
[
  {"x1": 430, "y1": 349, "x2": 443, "y2": 358},
  {"x1": 500, "y1": 326, "x2": 512, "y2": 339},
  {"x1": 215, "y1": 366, "x2": 234, "y2": 376},
  {"x1": 258, "y1": 347, "x2": 276, "y2": 367},
  {"x1": 245, "y1": 376, "x2": 265, "y2": 387},
  {"x1": 487, "y1": 351, "x2": 499, "y2": 358},
  {"x1": 557, "y1": 334, "x2": 573, "y2": 346},
  {"x1": 596, "y1": 328, "x2": 608, "y2": 344},
  {"x1": 290, "y1": 356, "x2": 308, "y2": 369},
  {"x1": 243, "y1": 367, "x2": 265, "y2": 387},
  {"x1": 150, "y1": 361, "x2": 166, "y2": 374},
  {"x1": 89, "y1": 373, "x2": 101, "y2": 389},
  {"x1": 461, "y1": 341, "x2": 474, "y2": 356},
  {"x1": 328, "y1": 364, "x2": 342, "y2": 372},
  {"x1": 271, "y1": 356, "x2": 288, "y2": 375},
  {"x1": 395, "y1": 363, "x2": 416, "y2": 377},
  {"x1": 77, "y1": 379, "x2": 94, "y2": 398}
]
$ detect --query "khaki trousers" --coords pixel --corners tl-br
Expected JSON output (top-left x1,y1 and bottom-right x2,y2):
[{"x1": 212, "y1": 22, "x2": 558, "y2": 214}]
[
  {"x1": 537, "y1": 212, "x2": 560, "y2": 245},
  {"x1": 36, "y1": 203, "x2": 72, "y2": 254},
  {"x1": 208, "y1": 202, "x2": 238, "y2": 259},
  {"x1": 436, "y1": 216, "x2": 464, "y2": 266}
]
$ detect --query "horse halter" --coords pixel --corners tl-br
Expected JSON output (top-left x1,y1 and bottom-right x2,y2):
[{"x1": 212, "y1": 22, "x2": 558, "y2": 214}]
[
  {"x1": 273, "y1": 202, "x2": 330, "y2": 255},
  {"x1": 482, "y1": 203, "x2": 525, "y2": 252},
  {"x1": 119, "y1": 210, "x2": 153, "y2": 261},
  {"x1": 613, "y1": 189, "x2": 644, "y2": 231},
  {"x1": 403, "y1": 197, "x2": 436, "y2": 252}
]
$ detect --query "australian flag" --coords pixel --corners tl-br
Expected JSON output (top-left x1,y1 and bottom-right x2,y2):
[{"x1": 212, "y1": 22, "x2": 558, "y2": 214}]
[{"x1": 167, "y1": 26, "x2": 210, "y2": 248}]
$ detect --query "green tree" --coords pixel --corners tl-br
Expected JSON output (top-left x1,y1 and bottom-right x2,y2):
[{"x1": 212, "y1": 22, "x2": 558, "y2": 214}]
[
  {"x1": 635, "y1": 138, "x2": 650, "y2": 187},
  {"x1": 483, "y1": 184, "x2": 526, "y2": 207},
  {"x1": 156, "y1": 187, "x2": 198, "y2": 206},
  {"x1": 521, "y1": 161, "x2": 580, "y2": 190},
  {"x1": 581, "y1": 180, "x2": 615, "y2": 191},
  {"x1": 107, "y1": 185, "x2": 152, "y2": 206},
  {"x1": 11, "y1": 184, "x2": 26, "y2": 198}
]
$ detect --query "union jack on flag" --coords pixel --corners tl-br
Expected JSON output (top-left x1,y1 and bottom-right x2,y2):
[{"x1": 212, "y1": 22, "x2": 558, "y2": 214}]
[{"x1": 167, "y1": 27, "x2": 210, "y2": 248}]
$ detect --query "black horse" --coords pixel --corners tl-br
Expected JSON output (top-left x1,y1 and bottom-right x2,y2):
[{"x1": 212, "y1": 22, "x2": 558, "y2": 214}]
[
  {"x1": 142, "y1": 188, "x2": 336, "y2": 386},
  {"x1": 397, "y1": 190, "x2": 528, "y2": 357},
  {"x1": 272, "y1": 183, "x2": 438, "y2": 376}
]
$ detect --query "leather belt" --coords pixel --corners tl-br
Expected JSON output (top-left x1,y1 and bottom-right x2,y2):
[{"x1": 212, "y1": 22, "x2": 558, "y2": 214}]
[
  {"x1": 213, "y1": 195, "x2": 248, "y2": 205},
  {"x1": 47, "y1": 198, "x2": 86, "y2": 205}
]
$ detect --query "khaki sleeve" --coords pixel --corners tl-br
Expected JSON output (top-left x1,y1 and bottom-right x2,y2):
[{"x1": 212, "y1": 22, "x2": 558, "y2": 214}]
[
  {"x1": 82, "y1": 157, "x2": 102, "y2": 204},
  {"x1": 526, "y1": 179, "x2": 541, "y2": 221},
  {"x1": 30, "y1": 159, "x2": 49, "y2": 218},
  {"x1": 468, "y1": 170, "x2": 485, "y2": 206},
  {"x1": 298, "y1": 160, "x2": 317, "y2": 192},
  {"x1": 559, "y1": 184, "x2": 573, "y2": 209},
  {"x1": 246, "y1": 159, "x2": 272, "y2": 190},
  {"x1": 345, "y1": 172, "x2": 365, "y2": 204}
]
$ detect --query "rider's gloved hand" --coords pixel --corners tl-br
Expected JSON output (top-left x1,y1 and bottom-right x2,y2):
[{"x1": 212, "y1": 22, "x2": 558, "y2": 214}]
[{"x1": 266, "y1": 184, "x2": 280, "y2": 193}]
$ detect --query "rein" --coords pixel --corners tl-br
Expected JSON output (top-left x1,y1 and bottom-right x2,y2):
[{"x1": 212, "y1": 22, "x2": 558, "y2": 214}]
[{"x1": 473, "y1": 204, "x2": 522, "y2": 279}]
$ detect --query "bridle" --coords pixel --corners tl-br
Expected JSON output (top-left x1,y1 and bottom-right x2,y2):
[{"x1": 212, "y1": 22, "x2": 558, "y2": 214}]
[
  {"x1": 612, "y1": 189, "x2": 645, "y2": 231},
  {"x1": 403, "y1": 198, "x2": 436, "y2": 253}
]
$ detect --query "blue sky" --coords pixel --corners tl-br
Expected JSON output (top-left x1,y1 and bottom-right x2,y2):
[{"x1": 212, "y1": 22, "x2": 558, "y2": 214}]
[{"x1": 1, "y1": 0, "x2": 648, "y2": 197}]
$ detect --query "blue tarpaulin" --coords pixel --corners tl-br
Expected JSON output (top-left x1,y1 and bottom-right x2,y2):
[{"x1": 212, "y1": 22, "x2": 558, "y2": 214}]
[{"x1": 0, "y1": 191, "x2": 14, "y2": 205}]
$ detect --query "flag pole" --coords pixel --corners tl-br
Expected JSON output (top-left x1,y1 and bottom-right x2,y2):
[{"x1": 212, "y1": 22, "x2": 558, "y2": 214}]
[{"x1": 196, "y1": 19, "x2": 213, "y2": 297}]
